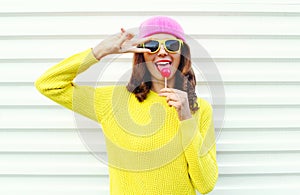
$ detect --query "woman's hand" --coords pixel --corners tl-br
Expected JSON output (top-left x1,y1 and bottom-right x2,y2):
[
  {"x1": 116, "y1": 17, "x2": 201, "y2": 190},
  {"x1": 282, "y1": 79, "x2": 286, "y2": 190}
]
[
  {"x1": 92, "y1": 28, "x2": 151, "y2": 60},
  {"x1": 159, "y1": 88, "x2": 192, "y2": 121}
]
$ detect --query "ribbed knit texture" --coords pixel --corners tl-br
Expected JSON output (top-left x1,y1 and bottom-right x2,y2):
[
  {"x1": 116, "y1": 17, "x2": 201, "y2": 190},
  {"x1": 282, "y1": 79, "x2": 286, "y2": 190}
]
[{"x1": 35, "y1": 48, "x2": 218, "y2": 195}]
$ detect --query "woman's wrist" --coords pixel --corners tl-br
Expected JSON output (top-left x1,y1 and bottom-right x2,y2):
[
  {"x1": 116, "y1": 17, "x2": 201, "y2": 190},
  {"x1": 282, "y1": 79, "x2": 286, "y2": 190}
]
[
  {"x1": 92, "y1": 46, "x2": 107, "y2": 60},
  {"x1": 179, "y1": 111, "x2": 192, "y2": 121}
]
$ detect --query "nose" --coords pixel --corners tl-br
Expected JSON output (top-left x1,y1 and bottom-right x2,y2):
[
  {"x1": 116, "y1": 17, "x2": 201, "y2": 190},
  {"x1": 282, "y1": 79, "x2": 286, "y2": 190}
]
[{"x1": 157, "y1": 44, "x2": 168, "y2": 56}]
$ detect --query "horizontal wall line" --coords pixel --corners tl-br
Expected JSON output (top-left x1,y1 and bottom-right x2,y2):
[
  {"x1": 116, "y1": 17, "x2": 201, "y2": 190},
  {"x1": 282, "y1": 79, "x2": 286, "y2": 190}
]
[
  {"x1": 1, "y1": 58, "x2": 300, "y2": 63},
  {"x1": 1, "y1": 81, "x2": 300, "y2": 86},
  {"x1": 2, "y1": 104, "x2": 300, "y2": 109},
  {"x1": 220, "y1": 127, "x2": 300, "y2": 132},
  {"x1": 220, "y1": 172, "x2": 300, "y2": 177},
  {"x1": 0, "y1": 174, "x2": 107, "y2": 178},
  {"x1": 218, "y1": 150, "x2": 300, "y2": 155},
  {"x1": 2, "y1": 34, "x2": 300, "y2": 40},
  {"x1": 0, "y1": 172, "x2": 299, "y2": 178},
  {"x1": 0, "y1": 128, "x2": 98, "y2": 132},
  {"x1": 0, "y1": 127, "x2": 299, "y2": 132},
  {"x1": 0, "y1": 151, "x2": 103, "y2": 155},
  {"x1": 0, "y1": 150, "x2": 298, "y2": 155},
  {"x1": 0, "y1": 150, "x2": 299, "y2": 154},
  {"x1": 1, "y1": 11, "x2": 300, "y2": 17}
]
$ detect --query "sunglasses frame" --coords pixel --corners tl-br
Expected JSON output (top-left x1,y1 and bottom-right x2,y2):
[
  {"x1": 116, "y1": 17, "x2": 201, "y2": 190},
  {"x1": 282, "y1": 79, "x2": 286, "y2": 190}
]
[{"x1": 139, "y1": 39, "x2": 183, "y2": 54}]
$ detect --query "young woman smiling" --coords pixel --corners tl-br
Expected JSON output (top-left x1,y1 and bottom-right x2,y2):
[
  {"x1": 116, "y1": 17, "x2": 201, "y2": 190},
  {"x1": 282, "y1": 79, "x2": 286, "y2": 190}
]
[{"x1": 35, "y1": 15, "x2": 218, "y2": 195}]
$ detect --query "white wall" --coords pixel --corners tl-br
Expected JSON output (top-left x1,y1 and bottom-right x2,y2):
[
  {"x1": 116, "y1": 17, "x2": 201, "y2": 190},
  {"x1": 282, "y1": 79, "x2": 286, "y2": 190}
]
[{"x1": 1, "y1": 0, "x2": 300, "y2": 194}]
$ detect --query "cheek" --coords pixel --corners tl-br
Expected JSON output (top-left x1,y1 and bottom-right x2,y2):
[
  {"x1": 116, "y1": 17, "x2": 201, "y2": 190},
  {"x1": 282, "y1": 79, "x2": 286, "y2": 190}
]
[
  {"x1": 172, "y1": 54, "x2": 181, "y2": 69},
  {"x1": 143, "y1": 53, "x2": 154, "y2": 62},
  {"x1": 145, "y1": 61, "x2": 153, "y2": 71},
  {"x1": 143, "y1": 53, "x2": 156, "y2": 72}
]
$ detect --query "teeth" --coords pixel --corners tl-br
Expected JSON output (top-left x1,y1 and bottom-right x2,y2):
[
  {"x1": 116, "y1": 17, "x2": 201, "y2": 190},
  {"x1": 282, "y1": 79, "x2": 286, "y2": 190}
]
[{"x1": 156, "y1": 62, "x2": 170, "y2": 66}]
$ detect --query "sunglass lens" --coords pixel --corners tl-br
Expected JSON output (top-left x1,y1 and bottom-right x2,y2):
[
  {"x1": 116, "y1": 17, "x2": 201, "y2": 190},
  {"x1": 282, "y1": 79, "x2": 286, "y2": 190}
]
[
  {"x1": 165, "y1": 40, "x2": 180, "y2": 52},
  {"x1": 144, "y1": 41, "x2": 159, "y2": 52}
]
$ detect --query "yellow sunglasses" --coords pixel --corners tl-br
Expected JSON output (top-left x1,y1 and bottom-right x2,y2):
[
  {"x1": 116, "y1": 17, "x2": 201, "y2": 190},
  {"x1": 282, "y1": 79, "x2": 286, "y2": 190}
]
[{"x1": 138, "y1": 39, "x2": 183, "y2": 53}]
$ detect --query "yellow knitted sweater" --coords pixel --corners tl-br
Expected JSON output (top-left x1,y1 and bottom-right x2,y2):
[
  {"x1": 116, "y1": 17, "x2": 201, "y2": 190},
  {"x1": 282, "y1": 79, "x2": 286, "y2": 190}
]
[{"x1": 35, "y1": 48, "x2": 218, "y2": 195}]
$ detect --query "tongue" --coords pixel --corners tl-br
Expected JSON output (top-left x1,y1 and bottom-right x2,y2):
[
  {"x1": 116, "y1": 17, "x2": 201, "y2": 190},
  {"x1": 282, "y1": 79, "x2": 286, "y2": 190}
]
[
  {"x1": 160, "y1": 68, "x2": 171, "y2": 78},
  {"x1": 156, "y1": 63, "x2": 171, "y2": 71}
]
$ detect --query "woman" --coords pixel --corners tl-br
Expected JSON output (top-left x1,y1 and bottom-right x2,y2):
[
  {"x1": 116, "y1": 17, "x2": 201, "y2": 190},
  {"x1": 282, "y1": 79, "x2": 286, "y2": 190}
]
[{"x1": 35, "y1": 15, "x2": 218, "y2": 195}]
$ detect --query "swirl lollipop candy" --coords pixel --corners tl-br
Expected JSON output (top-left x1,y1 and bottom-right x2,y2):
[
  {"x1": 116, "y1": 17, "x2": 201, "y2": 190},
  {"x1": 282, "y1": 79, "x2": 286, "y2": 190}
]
[{"x1": 160, "y1": 68, "x2": 171, "y2": 88}]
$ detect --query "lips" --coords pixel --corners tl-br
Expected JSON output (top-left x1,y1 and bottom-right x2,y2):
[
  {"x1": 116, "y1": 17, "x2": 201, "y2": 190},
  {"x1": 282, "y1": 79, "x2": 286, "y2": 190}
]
[{"x1": 155, "y1": 59, "x2": 172, "y2": 72}]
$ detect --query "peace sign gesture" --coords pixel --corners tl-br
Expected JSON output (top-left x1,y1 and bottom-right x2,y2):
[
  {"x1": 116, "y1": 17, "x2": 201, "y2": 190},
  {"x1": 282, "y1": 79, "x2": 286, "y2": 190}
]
[{"x1": 92, "y1": 28, "x2": 151, "y2": 60}]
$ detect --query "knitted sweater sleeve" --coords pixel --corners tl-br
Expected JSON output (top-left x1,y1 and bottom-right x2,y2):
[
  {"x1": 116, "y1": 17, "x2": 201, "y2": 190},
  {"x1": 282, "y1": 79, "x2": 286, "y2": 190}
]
[
  {"x1": 34, "y1": 48, "x2": 101, "y2": 122},
  {"x1": 180, "y1": 100, "x2": 218, "y2": 194}
]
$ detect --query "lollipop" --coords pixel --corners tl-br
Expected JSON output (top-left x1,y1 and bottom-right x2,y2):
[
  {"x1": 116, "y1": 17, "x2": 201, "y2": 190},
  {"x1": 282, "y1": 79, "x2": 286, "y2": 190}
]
[{"x1": 160, "y1": 68, "x2": 171, "y2": 88}]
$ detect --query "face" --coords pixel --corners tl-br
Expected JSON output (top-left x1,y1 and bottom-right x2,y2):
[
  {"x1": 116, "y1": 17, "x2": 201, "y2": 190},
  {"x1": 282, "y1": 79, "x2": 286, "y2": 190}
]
[{"x1": 143, "y1": 34, "x2": 181, "y2": 83}]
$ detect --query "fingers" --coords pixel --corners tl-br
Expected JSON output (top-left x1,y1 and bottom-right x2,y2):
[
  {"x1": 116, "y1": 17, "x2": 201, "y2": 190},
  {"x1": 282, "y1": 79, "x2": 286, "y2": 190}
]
[
  {"x1": 159, "y1": 88, "x2": 181, "y2": 95},
  {"x1": 131, "y1": 36, "x2": 153, "y2": 46},
  {"x1": 121, "y1": 28, "x2": 126, "y2": 33},
  {"x1": 159, "y1": 88, "x2": 187, "y2": 108},
  {"x1": 116, "y1": 28, "x2": 152, "y2": 54},
  {"x1": 159, "y1": 88, "x2": 192, "y2": 120},
  {"x1": 167, "y1": 100, "x2": 180, "y2": 108},
  {"x1": 130, "y1": 36, "x2": 154, "y2": 53},
  {"x1": 117, "y1": 28, "x2": 134, "y2": 47},
  {"x1": 159, "y1": 88, "x2": 175, "y2": 97}
]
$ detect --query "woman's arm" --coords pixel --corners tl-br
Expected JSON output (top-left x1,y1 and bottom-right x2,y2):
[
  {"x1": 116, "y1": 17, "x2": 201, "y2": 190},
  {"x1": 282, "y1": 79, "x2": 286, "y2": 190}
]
[
  {"x1": 35, "y1": 29, "x2": 150, "y2": 122},
  {"x1": 180, "y1": 100, "x2": 218, "y2": 194},
  {"x1": 35, "y1": 48, "x2": 100, "y2": 121}
]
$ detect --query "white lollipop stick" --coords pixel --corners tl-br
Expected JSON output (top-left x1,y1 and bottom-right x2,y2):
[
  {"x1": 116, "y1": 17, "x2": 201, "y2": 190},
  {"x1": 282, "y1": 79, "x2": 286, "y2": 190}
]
[
  {"x1": 161, "y1": 68, "x2": 171, "y2": 88},
  {"x1": 165, "y1": 77, "x2": 167, "y2": 88}
]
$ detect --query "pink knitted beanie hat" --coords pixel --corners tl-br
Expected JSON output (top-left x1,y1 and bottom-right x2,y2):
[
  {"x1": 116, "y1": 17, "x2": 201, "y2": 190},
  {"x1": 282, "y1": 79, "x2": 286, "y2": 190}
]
[{"x1": 139, "y1": 15, "x2": 185, "y2": 41}]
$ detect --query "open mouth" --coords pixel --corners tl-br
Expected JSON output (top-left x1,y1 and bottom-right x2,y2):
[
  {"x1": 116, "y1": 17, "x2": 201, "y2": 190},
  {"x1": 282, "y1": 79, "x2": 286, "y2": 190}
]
[{"x1": 155, "y1": 60, "x2": 172, "y2": 72}]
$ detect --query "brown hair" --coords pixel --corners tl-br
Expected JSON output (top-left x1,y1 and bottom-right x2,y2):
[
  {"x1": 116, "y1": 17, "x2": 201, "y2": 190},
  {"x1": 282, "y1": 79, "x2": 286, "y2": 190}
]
[{"x1": 126, "y1": 43, "x2": 199, "y2": 113}]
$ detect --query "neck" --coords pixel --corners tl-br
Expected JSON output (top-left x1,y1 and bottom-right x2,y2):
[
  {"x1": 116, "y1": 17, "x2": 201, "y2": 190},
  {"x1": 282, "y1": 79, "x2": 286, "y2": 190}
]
[{"x1": 151, "y1": 77, "x2": 176, "y2": 93}]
